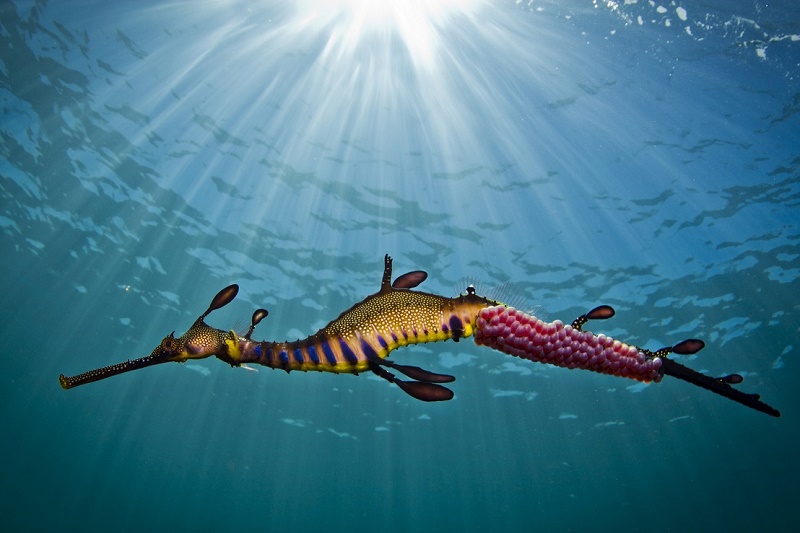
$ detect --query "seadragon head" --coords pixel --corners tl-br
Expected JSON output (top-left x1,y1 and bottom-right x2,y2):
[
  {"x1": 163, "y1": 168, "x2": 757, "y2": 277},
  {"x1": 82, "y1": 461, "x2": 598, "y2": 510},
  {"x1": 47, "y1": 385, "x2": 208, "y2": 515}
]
[{"x1": 59, "y1": 284, "x2": 241, "y2": 389}]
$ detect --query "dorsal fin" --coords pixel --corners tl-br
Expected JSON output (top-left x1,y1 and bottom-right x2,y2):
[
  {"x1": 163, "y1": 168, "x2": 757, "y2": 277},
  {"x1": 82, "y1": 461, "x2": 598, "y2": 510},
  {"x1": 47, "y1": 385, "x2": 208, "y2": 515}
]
[
  {"x1": 381, "y1": 254, "x2": 393, "y2": 291},
  {"x1": 382, "y1": 254, "x2": 426, "y2": 290},
  {"x1": 392, "y1": 270, "x2": 427, "y2": 289}
]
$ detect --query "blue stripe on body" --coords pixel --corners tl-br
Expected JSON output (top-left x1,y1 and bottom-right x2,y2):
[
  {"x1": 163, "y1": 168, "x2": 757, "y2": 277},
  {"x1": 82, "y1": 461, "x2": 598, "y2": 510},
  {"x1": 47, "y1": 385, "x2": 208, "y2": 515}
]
[
  {"x1": 321, "y1": 340, "x2": 337, "y2": 365},
  {"x1": 307, "y1": 344, "x2": 320, "y2": 364},
  {"x1": 360, "y1": 338, "x2": 378, "y2": 360},
  {"x1": 339, "y1": 339, "x2": 359, "y2": 364},
  {"x1": 376, "y1": 335, "x2": 388, "y2": 349}
]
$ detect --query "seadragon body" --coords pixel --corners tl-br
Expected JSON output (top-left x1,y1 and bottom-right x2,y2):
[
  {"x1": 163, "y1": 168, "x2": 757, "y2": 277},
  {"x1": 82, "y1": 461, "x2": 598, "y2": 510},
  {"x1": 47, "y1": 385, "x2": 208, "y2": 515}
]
[
  {"x1": 60, "y1": 255, "x2": 500, "y2": 401},
  {"x1": 60, "y1": 255, "x2": 780, "y2": 416}
]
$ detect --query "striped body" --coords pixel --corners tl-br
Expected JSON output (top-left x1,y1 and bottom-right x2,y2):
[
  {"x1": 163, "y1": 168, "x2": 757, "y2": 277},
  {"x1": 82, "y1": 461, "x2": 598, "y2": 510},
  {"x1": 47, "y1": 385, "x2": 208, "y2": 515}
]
[
  {"x1": 58, "y1": 254, "x2": 501, "y2": 396},
  {"x1": 232, "y1": 291, "x2": 496, "y2": 374}
]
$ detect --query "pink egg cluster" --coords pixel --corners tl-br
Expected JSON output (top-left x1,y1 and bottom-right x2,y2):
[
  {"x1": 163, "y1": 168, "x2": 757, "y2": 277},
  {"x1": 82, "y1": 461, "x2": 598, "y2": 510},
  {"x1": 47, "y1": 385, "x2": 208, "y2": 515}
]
[{"x1": 474, "y1": 306, "x2": 663, "y2": 383}]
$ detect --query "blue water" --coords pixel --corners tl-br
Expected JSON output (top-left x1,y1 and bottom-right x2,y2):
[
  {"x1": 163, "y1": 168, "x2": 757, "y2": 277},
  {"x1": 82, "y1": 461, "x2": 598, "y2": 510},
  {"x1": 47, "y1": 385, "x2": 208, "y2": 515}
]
[{"x1": 2, "y1": 0, "x2": 798, "y2": 530}]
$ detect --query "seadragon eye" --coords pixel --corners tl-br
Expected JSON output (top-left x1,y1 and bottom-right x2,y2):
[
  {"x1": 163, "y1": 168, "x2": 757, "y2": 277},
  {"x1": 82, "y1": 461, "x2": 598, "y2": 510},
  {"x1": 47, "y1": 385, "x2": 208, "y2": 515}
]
[
  {"x1": 466, "y1": 285, "x2": 476, "y2": 295},
  {"x1": 160, "y1": 333, "x2": 178, "y2": 355}
]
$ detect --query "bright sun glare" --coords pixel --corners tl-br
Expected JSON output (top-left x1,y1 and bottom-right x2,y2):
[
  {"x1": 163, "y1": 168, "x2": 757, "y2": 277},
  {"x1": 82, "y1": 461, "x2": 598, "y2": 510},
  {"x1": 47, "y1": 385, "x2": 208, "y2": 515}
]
[{"x1": 295, "y1": 0, "x2": 486, "y2": 70}]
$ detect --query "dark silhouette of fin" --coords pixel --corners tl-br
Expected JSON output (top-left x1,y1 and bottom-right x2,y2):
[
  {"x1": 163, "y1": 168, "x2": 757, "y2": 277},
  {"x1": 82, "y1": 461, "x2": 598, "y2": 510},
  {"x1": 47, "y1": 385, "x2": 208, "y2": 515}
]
[
  {"x1": 572, "y1": 305, "x2": 615, "y2": 331},
  {"x1": 670, "y1": 339, "x2": 705, "y2": 355},
  {"x1": 395, "y1": 379, "x2": 454, "y2": 401},
  {"x1": 719, "y1": 373, "x2": 743, "y2": 384},
  {"x1": 200, "y1": 284, "x2": 239, "y2": 320},
  {"x1": 370, "y1": 361, "x2": 454, "y2": 402},
  {"x1": 244, "y1": 308, "x2": 269, "y2": 340},
  {"x1": 586, "y1": 305, "x2": 615, "y2": 320},
  {"x1": 392, "y1": 270, "x2": 428, "y2": 289}
]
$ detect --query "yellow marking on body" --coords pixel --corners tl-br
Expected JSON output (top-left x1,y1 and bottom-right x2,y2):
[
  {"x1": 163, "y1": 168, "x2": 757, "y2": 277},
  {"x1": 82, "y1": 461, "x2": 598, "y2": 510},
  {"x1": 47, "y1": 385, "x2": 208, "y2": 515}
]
[
  {"x1": 293, "y1": 359, "x2": 371, "y2": 374},
  {"x1": 225, "y1": 330, "x2": 242, "y2": 361}
]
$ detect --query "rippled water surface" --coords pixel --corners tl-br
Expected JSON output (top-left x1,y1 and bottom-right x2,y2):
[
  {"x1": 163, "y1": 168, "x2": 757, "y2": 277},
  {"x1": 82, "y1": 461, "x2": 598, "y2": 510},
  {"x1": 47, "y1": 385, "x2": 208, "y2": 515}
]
[{"x1": 2, "y1": 0, "x2": 798, "y2": 530}]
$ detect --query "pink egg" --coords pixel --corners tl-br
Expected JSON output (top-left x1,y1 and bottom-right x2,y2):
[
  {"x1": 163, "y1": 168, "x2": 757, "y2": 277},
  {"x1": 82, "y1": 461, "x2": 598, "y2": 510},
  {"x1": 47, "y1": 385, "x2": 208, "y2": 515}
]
[{"x1": 525, "y1": 339, "x2": 536, "y2": 352}]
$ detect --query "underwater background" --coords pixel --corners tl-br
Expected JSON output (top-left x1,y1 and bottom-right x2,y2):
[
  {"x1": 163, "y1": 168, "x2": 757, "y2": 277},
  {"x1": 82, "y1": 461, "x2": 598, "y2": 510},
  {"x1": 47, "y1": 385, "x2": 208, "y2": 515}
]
[{"x1": 2, "y1": 0, "x2": 798, "y2": 530}]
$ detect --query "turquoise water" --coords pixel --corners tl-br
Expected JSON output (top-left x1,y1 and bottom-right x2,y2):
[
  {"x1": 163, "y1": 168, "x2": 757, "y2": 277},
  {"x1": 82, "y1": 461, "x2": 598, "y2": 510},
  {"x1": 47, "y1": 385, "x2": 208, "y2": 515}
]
[{"x1": 2, "y1": 0, "x2": 798, "y2": 530}]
